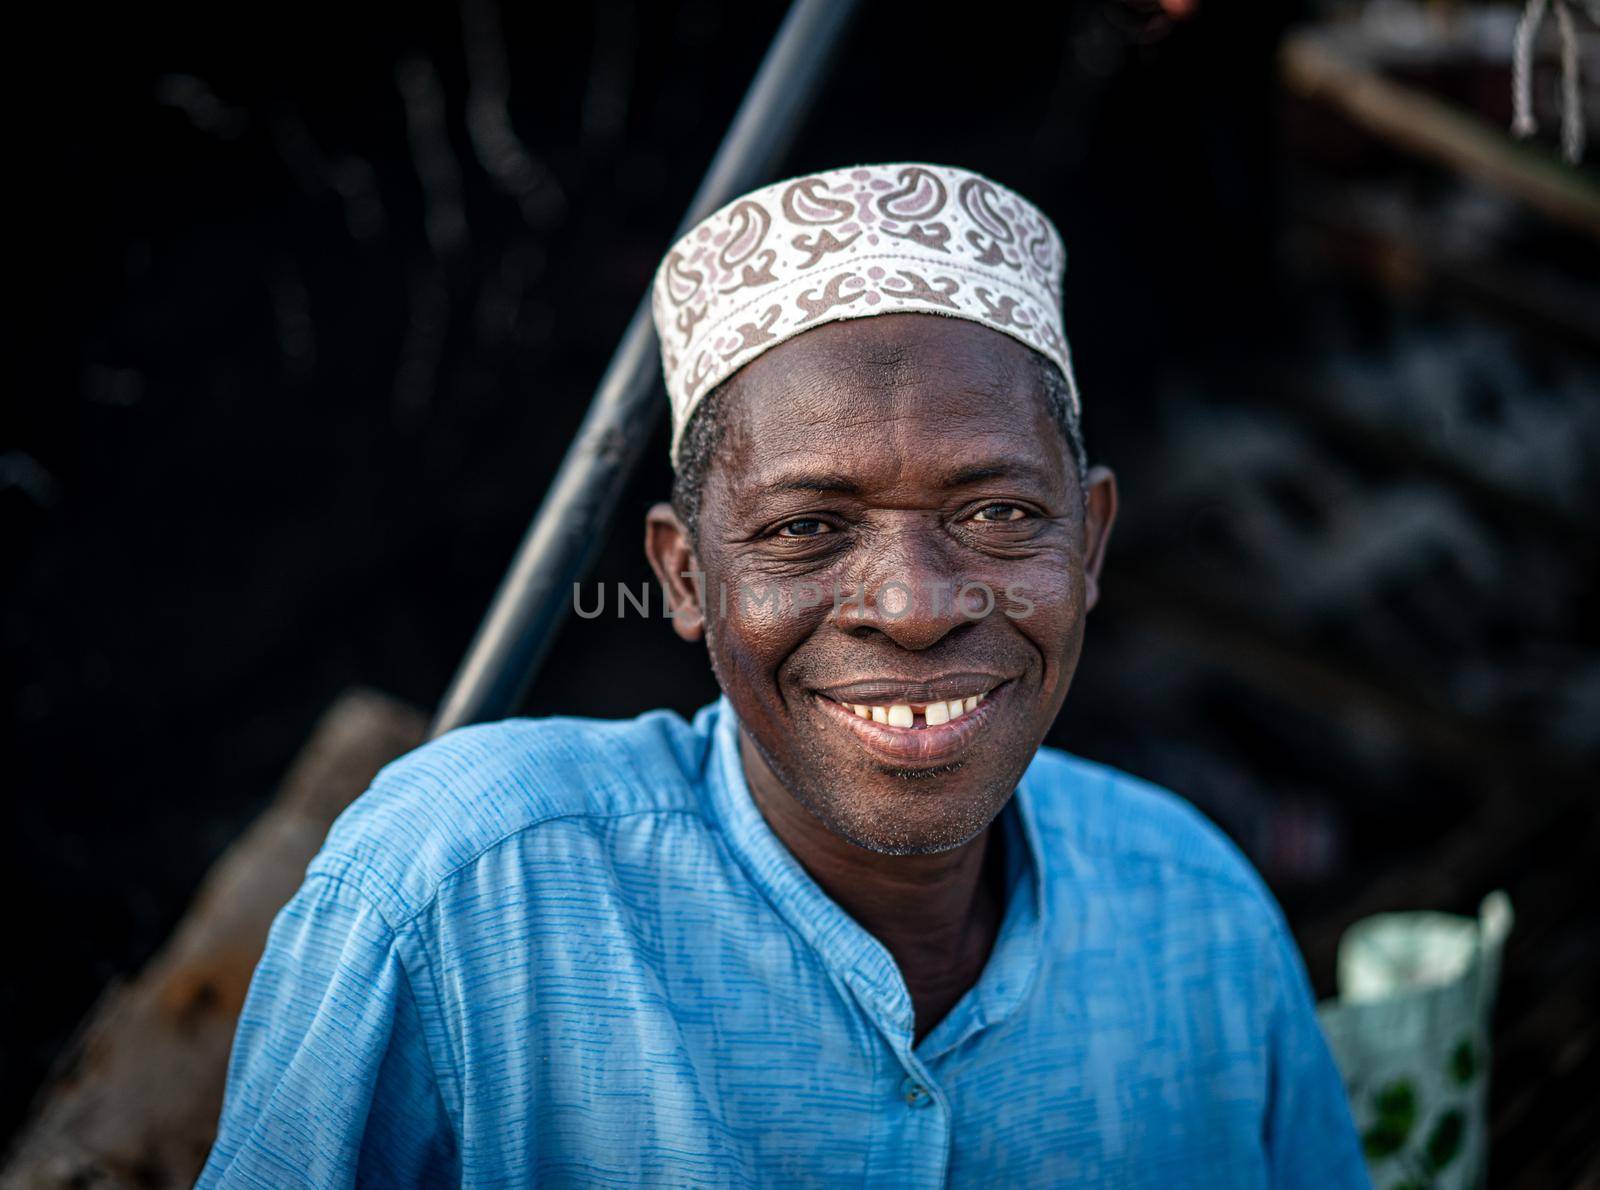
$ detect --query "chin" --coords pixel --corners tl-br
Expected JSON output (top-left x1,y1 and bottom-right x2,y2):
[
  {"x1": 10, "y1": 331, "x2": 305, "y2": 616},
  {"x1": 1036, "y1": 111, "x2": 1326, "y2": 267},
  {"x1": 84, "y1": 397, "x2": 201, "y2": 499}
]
[{"x1": 794, "y1": 753, "x2": 1018, "y2": 856}]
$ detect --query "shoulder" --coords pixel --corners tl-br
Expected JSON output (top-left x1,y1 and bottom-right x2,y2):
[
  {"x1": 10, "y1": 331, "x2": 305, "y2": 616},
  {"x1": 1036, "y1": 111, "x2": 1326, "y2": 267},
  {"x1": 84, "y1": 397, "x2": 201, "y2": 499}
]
[
  {"x1": 1022, "y1": 745, "x2": 1278, "y2": 919},
  {"x1": 308, "y1": 704, "x2": 718, "y2": 928}
]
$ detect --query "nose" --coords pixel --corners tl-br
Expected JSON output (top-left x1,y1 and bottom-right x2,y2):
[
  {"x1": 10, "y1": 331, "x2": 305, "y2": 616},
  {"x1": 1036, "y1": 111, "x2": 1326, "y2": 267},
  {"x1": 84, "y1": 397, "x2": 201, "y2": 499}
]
[{"x1": 833, "y1": 520, "x2": 976, "y2": 651}]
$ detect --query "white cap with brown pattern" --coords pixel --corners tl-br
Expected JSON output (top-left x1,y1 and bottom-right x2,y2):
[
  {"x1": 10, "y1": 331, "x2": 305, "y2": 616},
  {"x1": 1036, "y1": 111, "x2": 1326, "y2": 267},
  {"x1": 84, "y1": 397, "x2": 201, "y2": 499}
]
[{"x1": 651, "y1": 163, "x2": 1077, "y2": 468}]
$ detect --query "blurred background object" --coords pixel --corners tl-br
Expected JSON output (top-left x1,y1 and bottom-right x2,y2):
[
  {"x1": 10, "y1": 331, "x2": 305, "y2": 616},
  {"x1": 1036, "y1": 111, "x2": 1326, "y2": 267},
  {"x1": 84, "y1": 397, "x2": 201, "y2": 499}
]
[
  {"x1": 4, "y1": 0, "x2": 1596, "y2": 1184},
  {"x1": 1320, "y1": 891, "x2": 1515, "y2": 1187}
]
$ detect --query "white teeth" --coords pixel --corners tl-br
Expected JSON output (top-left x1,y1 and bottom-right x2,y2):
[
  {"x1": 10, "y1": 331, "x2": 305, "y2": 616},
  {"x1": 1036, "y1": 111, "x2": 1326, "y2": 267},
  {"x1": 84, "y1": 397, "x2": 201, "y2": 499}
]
[{"x1": 838, "y1": 691, "x2": 992, "y2": 727}]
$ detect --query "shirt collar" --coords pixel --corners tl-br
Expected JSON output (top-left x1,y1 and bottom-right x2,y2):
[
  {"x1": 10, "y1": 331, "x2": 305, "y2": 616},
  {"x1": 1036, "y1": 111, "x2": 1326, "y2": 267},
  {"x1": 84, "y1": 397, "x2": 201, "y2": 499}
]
[{"x1": 702, "y1": 695, "x2": 1049, "y2": 1058}]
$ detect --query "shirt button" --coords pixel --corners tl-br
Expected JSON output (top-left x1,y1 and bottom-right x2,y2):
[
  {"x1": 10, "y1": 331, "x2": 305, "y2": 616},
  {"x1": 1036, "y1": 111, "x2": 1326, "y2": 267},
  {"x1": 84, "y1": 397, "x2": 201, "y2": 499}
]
[{"x1": 899, "y1": 1075, "x2": 932, "y2": 1108}]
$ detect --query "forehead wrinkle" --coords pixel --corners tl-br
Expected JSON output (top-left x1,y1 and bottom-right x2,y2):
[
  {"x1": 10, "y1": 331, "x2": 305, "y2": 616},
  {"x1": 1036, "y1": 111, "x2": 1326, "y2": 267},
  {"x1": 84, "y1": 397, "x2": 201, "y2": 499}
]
[
  {"x1": 729, "y1": 437, "x2": 909, "y2": 497},
  {"x1": 729, "y1": 420, "x2": 1059, "y2": 501},
  {"x1": 731, "y1": 314, "x2": 1040, "y2": 417},
  {"x1": 728, "y1": 377, "x2": 1054, "y2": 473},
  {"x1": 762, "y1": 338, "x2": 1018, "y2": 408},
  {"x1": 744, "y1": 407, "x2": 1045, "y2": 456},
  {"x1": 704, "y1": 318, "x2": 1064, "y2": 505},
  {"x1": 753, "y1": 374, "x2": 1042, "y2": 439}
]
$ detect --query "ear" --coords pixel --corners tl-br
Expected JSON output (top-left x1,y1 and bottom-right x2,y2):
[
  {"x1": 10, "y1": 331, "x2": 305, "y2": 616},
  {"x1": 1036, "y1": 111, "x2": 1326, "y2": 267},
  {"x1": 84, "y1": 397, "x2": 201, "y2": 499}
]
[
  {"x1": 645, "y1": 503, "x2": 706, "y2": 642},
  {"x1": 1081, "y1": 465, "x2": 1118, "y2": 612}
]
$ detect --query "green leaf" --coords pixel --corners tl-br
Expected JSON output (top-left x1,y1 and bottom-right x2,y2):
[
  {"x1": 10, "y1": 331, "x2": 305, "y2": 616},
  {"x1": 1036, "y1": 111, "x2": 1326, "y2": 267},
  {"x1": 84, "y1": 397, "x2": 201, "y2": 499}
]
[
  {"x1": 1372, "y1": 1079, "x2": 1419, "y2": 1133},
  {"x1": 1363, "y1": 1078, "x2": 1420, "y2": 1161},
  {"x1": 1425, "y1": 1108, "x2": 1465, "y2": 1171},
  {"x1": 1363, "y1": 1118, "x2": 1409, "y2": 1161},
  {"x1": 1448, "y1": 1038, "x2": 1477, "y2": 1085}
]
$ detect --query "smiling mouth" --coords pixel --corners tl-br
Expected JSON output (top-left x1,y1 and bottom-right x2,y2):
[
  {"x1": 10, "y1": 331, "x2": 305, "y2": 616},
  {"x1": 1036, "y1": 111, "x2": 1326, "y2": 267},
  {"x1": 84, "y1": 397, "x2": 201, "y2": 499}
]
[
  {"x1": 810, "y1": 677, "x2": 1010, "y2": 766},
  {"x1": 836, "y1": 689, "x2": 990, "y2": 728}
]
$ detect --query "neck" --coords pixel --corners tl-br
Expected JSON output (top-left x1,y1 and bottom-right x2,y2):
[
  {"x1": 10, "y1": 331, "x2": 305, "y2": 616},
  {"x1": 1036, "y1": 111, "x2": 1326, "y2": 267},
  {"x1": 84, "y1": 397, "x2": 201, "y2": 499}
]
[{"x1": 739, "y1": 730, "x2": 1008, "y2": 1043}]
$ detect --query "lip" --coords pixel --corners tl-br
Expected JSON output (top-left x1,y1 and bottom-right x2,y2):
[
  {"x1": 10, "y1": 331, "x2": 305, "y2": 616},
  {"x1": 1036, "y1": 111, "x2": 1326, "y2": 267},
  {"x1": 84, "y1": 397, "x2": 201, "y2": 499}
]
[
  {"x1": 811, "y1": 680, "x2": 1012, "y2": 768},
  {"x1": 813, "y1": 672, "x2": 1007, "y2": 706}
]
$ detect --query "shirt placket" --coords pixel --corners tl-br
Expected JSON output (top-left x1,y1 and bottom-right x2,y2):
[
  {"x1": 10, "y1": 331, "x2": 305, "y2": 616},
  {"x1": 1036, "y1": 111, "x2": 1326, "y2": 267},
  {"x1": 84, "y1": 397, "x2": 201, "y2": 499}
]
[
  {"x1": 833, "y1": 950, "x2": 953, "y2": 1188},
  {"x1": 705, "y1": 699, "x2": 1048, "y2": 1188}
]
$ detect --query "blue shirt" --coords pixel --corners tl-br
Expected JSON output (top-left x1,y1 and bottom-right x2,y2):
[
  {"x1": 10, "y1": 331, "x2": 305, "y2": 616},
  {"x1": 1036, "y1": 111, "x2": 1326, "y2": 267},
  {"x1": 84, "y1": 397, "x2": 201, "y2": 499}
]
[{"x1": 200, "y1": 697, "x2": 1366, "y2": 1187}]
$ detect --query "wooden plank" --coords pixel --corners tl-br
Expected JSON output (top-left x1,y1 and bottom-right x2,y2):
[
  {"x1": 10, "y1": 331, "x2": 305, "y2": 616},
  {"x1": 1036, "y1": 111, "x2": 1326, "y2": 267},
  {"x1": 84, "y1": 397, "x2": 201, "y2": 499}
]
[
  {"x1": 1, "y1": 688, "x2": 427, "y2": 1189},
  {"x1": 1281, "y1": 28, "x2": 1600, "y2": 243}
]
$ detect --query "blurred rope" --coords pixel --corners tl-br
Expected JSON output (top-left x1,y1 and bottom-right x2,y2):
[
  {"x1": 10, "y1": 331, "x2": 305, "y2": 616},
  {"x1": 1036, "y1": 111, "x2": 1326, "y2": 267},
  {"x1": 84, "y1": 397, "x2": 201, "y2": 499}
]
[{"x1": 1512, "y1": 0, "x2": 1594, "y2": 163}]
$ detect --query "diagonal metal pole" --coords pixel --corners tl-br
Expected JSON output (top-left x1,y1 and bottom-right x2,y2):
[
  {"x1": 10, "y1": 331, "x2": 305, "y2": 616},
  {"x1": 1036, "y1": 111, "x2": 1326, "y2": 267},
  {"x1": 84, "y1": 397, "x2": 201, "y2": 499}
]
[{"x1": 431, "y1": 0, "x2": 859, "y2": 737}]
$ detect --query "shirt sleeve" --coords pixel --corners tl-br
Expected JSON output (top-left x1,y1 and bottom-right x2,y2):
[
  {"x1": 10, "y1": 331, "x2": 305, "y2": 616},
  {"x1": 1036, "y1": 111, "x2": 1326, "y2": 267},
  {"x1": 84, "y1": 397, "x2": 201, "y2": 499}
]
[
  {"x1": 1262, "y1": 922, "x2": 1370, "y2": 1189},
  {"x1": 197, "y1": 872, "x2": 458, "y2": 1188}
]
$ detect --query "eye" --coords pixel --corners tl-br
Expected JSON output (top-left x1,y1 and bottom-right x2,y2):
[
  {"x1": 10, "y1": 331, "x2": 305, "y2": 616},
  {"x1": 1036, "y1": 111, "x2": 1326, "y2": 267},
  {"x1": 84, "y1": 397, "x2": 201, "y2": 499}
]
[
  {"x1": 971, "y1": 503, "x2": 1029, "y2": 523},
  {"x1": 776, "y1": 518, "x2": 832, "y2": 538}
]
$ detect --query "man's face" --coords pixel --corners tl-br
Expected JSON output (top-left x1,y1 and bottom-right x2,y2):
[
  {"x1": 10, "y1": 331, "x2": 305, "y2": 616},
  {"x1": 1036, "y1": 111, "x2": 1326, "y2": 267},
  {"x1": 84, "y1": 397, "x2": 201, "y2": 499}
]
[{"x1": 650, "y1": 313, "x2": 1115, "y2": 855}]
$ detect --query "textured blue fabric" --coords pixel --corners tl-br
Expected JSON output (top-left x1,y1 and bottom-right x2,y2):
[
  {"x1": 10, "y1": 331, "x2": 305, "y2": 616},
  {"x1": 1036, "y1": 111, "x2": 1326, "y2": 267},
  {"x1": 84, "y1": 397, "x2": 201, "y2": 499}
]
[{"x1": 200, "y1": 696, "x2": 1367, "y2": 1187}]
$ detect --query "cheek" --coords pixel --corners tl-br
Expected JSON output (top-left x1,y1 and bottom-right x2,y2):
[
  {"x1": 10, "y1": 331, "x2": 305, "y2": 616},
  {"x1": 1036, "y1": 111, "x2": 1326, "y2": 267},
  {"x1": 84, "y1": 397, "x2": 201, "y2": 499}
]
[
  {"x1": 700, "y1": 560, "x2": 825, "y2": 689},
  {"x1": 999, "y1": 560, "x2": 1087, "y2": 669}
]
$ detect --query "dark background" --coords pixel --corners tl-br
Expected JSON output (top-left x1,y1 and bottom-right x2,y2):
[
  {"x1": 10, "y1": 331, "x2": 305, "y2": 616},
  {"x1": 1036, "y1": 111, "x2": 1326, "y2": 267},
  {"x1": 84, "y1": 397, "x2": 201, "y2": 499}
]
[{"x1": 6, "y1": 0, "x2": 1598, "y2": 1175}]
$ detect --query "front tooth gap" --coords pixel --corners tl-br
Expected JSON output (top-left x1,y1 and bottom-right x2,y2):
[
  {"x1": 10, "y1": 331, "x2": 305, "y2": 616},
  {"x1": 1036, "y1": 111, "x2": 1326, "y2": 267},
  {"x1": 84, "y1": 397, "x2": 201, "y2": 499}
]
[{"x1": 849, "y1": 696, "x2": 988, "y2": 725}]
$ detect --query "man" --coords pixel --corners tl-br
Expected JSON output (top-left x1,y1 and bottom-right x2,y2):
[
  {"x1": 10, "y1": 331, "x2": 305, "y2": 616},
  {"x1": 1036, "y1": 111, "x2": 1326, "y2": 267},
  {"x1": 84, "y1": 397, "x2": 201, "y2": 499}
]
[{"x1": 201, "y1": 164, "x2": 1366, "y2": 1187}]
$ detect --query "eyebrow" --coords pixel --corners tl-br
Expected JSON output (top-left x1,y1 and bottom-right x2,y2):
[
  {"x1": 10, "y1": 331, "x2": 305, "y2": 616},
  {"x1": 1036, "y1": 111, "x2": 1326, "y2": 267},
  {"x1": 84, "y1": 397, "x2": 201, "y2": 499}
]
[
  {"x1": 767, "y1": 473, "x2": 863, "y2": 496},
  {"x1": 942, "y1": 461, "x2": 1044, "y2": 488}
]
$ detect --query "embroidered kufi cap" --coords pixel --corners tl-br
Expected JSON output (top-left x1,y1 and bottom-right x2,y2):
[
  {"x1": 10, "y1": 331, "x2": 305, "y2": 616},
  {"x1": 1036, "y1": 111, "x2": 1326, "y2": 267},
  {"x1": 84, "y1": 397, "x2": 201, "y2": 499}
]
[{"x1": 651, "y1": 163, "x2": 1077, "y2": 467}]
